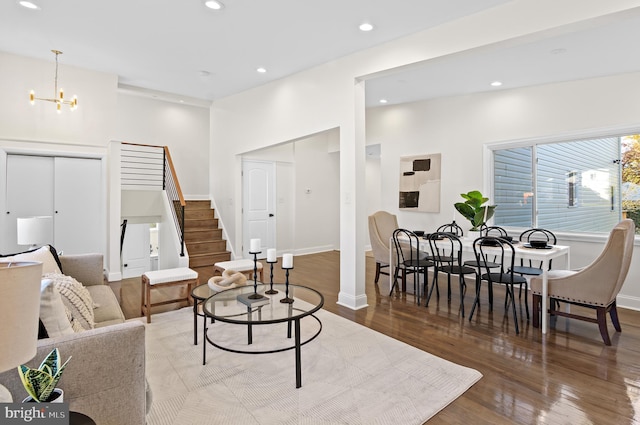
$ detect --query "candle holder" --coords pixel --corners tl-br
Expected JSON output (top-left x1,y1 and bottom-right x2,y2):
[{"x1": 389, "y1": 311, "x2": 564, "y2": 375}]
[
  {"x1": 280, "y1": 266, "x2": 294, "y2": 304},
  {"x1": 265, "y1": 259, "x2": 278, "y2": 294},
  {"x1": 248, "y1": 250, "x2": 266, "y2": 300}
]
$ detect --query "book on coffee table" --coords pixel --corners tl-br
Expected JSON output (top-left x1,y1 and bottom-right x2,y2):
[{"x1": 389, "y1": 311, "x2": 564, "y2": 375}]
[{"x1": 237, "y1": 292, "x2": 271, "y2": 307}]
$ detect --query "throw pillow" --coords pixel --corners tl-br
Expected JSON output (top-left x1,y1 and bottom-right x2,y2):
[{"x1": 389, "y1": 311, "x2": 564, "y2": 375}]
[
  {"x1": 2, "y1": 246, "x2": 62, "y2": 275},
  {"x1": 44, "y1": 272, "x2": 95, "y2": 331},
  {"x1": 39, "y1": 278, "x2": 74, "y2": 337}
]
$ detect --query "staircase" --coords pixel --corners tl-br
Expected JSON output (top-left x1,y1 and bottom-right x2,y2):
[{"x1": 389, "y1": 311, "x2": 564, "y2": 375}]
[{"x1": 184, "y1": 200, "x2": 231, "y2": 283}]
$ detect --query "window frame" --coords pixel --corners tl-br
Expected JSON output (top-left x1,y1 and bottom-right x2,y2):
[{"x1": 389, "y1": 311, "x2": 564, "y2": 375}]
[{"x1": 484, "y1": 124, "x2": 640, "y2": 243}]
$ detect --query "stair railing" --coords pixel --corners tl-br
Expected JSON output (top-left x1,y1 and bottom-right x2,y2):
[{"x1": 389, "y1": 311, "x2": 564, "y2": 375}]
[{"x1": 163, "y1": 147, "x2": 186, "y2": 256}]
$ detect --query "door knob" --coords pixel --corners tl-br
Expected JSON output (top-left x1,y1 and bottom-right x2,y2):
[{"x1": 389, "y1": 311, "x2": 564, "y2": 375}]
[{"x1": 269, "y1": 213, "x2": 274, "y2": 217}]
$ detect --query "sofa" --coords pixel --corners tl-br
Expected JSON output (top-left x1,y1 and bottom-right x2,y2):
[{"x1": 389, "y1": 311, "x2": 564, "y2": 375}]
[{"x1": 0, "y1": 252, "x2": 147, "y2": 425}]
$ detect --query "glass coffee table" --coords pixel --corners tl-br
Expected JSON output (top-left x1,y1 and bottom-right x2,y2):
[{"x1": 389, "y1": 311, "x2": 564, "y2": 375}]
[{"x1": 202, "y1": 283, "x2": 324, "y2": 388}]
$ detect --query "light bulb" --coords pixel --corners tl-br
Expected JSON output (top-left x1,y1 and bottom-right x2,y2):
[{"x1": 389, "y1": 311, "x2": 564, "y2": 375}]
[
  {"x1": 59, "y1": 89, "x2": 64, "y2": 100},
  {"x1": 29, "y1": 90, "x2": 35, "y2": 105}
]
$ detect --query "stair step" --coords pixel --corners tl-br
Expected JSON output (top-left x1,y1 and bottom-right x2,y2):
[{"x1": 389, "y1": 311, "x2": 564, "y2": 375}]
[
  {"x1": 185, "y1": 200, "x2": 212, "y2": 210},
  {"x1": 185, "y1": 218, "x2": 218, "y2": 229},
  {"x1": 186, "y1": 240, "x2": 227, "y2": 255},
  {"x1": 184, "y1": 228, "x2": 222, "y2": 242},
  {"x1": 185, "y1": 208, "x2": 215, "y2": 220},
  {"x1": 192, "y1": 265, "x2": 215, "y2": 284},
  {"x1": 188, "y1": 252, "x2": 231, "y2": 268}
]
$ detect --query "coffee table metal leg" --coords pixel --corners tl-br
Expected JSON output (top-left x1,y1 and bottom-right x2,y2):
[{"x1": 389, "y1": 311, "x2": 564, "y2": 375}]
[
  {"x1": 247, "y1": 306, "x2": 253, "y2": 345},
  {"x1": 193, "y1": 300, "x2": 198, "y2": 345},
  {"x1": 295, "y1": 317, "x2": 302, "y2": 388},
  {"x1": 202, "y1": 318, "x2": 207, "y2": 365}
]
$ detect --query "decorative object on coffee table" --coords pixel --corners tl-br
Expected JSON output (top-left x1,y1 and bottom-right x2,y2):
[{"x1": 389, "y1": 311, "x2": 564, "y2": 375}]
[
  {"x1": 247, "y1": 238, "x2": 266, "y2": 300},
  {"x1": 18, "y1": 348, "x2": 71, "y2": 403},
  {"x1": 0, "y1": 261, "x2": 43, "y2": 402},
  {"x1": 265, "y1": 248, "x2": 278, "y2": 295},
  {"x1": 280, "y1": 253, "x2": 294, "y2": 304}
]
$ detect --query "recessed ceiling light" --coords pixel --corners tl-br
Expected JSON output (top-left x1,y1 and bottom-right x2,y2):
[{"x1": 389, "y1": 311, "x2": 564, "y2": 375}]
[
  {"x1": 359, "y1": 23, "x2": 374, "y2": 32},
  {"x1": 204, "y1": 0, "x2": 224, "y2": 10},
  {"x1": 490, "y1": 81, "x2": 503, "y2": 87},
  {"x1": 379, "y1": 99, "x2": 388, "y2": 104},
  {"x1": 18, "y1": 1, "x2": 40, "y2": 9},
  {"x1": 256, "y1": 67, "x2": 267, "y2": 73}
]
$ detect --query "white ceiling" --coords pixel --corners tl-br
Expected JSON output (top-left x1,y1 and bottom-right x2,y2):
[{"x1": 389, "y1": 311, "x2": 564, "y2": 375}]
[
  {"x1": 2, "y1": 1, "x2": 640, "y2": 108},
  {"x1": 366, "y1": 8, "x2": 640, "y2": 107},
  {"x1": 0, "y1": 0, "x2": 509, "y2": 103}
]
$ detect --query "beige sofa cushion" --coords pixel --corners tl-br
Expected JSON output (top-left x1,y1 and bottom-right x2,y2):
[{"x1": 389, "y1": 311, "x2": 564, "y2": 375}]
[
  {"x1": 88, "y1": 285, "x2": 126, "y2": 326},
  {"x1": 3, "y1": 245, "x2": 62, "y2": 274},
  {"x1": 39, "y1": 278, "x2": 74, "y2": 337}
]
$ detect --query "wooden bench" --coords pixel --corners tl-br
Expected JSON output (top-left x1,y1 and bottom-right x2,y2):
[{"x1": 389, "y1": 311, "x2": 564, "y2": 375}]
[
  {"x1": 141, "y1": 267, "x2": 198, "y2": 323},
  {"x1": 213, "y1": 259, "x2": 264, "y2": 282}
]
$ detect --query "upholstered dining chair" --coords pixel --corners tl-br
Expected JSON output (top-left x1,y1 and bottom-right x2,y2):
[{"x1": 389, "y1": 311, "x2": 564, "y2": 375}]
[
  {"x1": 531, "y1": 219, "x2": 635, "y2": 345},
  {"x1": 368, "y1": 211, "x2": 399, "y2": 284}
]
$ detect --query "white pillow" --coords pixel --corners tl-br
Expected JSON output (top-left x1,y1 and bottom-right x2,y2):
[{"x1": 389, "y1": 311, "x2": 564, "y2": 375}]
[
  {"x1": 39, "y1": 278, "x2": 74, "y2": 337},
  {"x1": 44, "y1": 272, "x2": 95, "y2": 331},
  {"x1": 5, "y1": 246, "x2": 62, "y2": 275}
]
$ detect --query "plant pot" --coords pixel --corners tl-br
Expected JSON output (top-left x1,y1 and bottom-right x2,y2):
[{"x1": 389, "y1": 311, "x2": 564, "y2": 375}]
[{"x1": 23, "y1": 388, "x2": 64, "y2": 403}]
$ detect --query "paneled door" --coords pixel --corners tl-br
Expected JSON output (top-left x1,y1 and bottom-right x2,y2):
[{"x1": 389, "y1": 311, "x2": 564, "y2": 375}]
[
  {"x1": 4, "y1": 155, "x2": 55, "y2": 254},
  {"x1": 242, "y1": 160, "x2": 276, "y2": 259},
  {"x1": 3, "y1": 154, "x2": 103, "y2": 256},
  {"x1": 54, "y1": 157, "x2": 103, "y2": 255}
]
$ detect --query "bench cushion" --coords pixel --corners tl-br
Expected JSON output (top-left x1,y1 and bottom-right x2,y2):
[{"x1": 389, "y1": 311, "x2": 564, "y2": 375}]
[{"x1": 143, "y1": 267, "x2": 197, "y2": 285}]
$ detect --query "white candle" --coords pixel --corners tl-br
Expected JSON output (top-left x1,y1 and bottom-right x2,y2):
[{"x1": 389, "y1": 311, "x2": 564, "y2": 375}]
[
  {"x1": 267, "y1": 248, "x2": 277, "y2": 262},
  {"x1": 250, "y1": 238, "x2": 261, "y2": 253},
  {"x1": 282, "y1": 253, "x2": 293, "y2": 268}
]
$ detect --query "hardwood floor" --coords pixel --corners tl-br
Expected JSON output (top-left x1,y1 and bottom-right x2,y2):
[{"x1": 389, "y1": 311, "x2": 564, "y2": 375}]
[{"x1": 114, "y1": 251, "x2": 640, "y2": 424}]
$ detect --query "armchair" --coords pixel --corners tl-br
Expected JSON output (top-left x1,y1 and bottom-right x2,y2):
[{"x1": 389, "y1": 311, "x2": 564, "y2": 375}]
[
  {"x1": 368, "y1": 211, "x2": 399, "y2": 284},
  {"x1": 531, "y1": 219, "x2": 635, "y2": 345}
]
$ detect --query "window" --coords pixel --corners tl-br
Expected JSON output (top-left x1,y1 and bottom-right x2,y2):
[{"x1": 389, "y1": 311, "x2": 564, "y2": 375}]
[{"x1": 492, "y1": 134, "x2": 640, "y2": 233}]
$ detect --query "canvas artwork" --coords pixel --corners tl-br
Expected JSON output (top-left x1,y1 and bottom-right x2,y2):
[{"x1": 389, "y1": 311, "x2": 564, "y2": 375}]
[{"x1": 399, "y1": 153, "x2": 441, "y2": 212}]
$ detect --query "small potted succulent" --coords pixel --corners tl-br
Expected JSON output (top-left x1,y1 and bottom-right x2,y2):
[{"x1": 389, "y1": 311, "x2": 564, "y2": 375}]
[
  {"x1": 18, "y1": 348, "x2": 71, "y2": 403},
  {"x1": 454, "y1": 190, "x2": 497, "y2": 231}
]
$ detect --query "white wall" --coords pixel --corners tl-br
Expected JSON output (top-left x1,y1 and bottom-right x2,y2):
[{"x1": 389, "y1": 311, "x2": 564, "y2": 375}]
[
  {"x1": 115, "y1": 93, "x2": 210, "y2": 198},
  {"x1": 209, "y1": 0, "x2": 640, "y2": 309},
  {"x1": 366, "y1": 72, "x2": 640, "y2": 309},
  {"x1": 241, "y1": 130, "x2": 341, "y2": 256},
  {"x1": 0, "y1": 51, "x2": 211, "y2": 278}
]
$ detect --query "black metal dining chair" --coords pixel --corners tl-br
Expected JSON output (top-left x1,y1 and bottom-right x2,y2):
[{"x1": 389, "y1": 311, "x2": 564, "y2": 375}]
[
  {"x1": 469, "y1": 236, "x2": 529, "y2": 334},
  {"x1": 511, "y1": 228, "x2": 557, "y2": 276},
  {"x1": 436, "y1": 220, "x2": 464, "y2": 236},
  {"x1": 425, "y1": 232, "x2": 476, "y2": 316},
  {"x1": 390, "y1": 229, "x2": 433, "y2": 305}
]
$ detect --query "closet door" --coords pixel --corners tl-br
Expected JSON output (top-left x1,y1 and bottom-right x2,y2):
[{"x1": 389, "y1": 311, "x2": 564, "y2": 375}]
[
  {"x1": 54, "y1": 157, "x2": 102, "y2": 255},
  {"x1": 3, "y1": 155, "x2": 55, "y2": 254}
]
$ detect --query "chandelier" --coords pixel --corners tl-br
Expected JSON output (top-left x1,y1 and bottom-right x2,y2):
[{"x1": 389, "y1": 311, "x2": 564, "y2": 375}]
[{"x1": 29, "y1": 50, "x2": 78, "y2": 113}]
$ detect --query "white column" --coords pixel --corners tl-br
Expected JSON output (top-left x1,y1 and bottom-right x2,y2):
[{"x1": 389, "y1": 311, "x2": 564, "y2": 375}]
[{"x1": 337, "y1": 80, "x2": 368, "y2": 310}]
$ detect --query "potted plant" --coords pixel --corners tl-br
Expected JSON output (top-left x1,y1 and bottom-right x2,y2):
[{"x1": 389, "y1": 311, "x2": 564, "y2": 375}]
[
  {"x1": 454, "y1": 190, "x2": 497, "y2": 231},
  {"x1": 18, "y1": 348, "x2": 71, "y2": 403}
]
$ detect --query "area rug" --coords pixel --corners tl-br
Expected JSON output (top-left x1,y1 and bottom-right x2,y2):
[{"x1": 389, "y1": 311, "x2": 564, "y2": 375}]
[{"x1": 141, "y1": 306, "x2": 481, "y2": 424}]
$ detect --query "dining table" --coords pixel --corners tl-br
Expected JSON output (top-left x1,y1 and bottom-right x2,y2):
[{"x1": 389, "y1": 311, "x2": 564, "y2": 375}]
[{"x1": 389, "y1": 233, "x2": 570, "y2": 334}]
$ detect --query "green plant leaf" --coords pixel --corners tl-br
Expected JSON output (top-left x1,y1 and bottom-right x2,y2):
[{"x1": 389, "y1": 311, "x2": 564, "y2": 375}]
[{"x1": 19, "y1": 368, "x2": 54, "y2": 402}]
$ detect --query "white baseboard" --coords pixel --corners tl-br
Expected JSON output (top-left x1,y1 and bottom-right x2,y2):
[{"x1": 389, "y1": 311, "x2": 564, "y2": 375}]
[
  {"x1": 337, "y1": 292, "x2": 369, "y2": 310},
  {"x1": 617, "y1": 294, "x2": 640, "y2": 312},
  {"x1": 106, "y1": 269, "x2": 122, "y2": 282},
  {"x1": 292, "y1": 245, "x2": 336, "y2": 256}
]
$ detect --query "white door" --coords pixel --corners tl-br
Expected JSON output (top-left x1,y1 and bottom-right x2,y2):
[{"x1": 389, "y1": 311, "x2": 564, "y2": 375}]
[
  {"x1": 4, "y1": 155, "x2": 55, "y2": 253},
  {"x1": 121, "y1": 223, "x2": 151, "y2": 278},
  {"x1": 54, "y1": 157, "x2": 103, "y2": 255},
  {"x1": 242, "y1": 160, "x2": 276, "y2": 259}
]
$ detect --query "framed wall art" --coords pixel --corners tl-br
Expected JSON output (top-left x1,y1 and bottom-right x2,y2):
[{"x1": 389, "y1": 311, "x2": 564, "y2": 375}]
[{"x1": 399, "y1": 153, "x2": 441, "y2": 212}]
